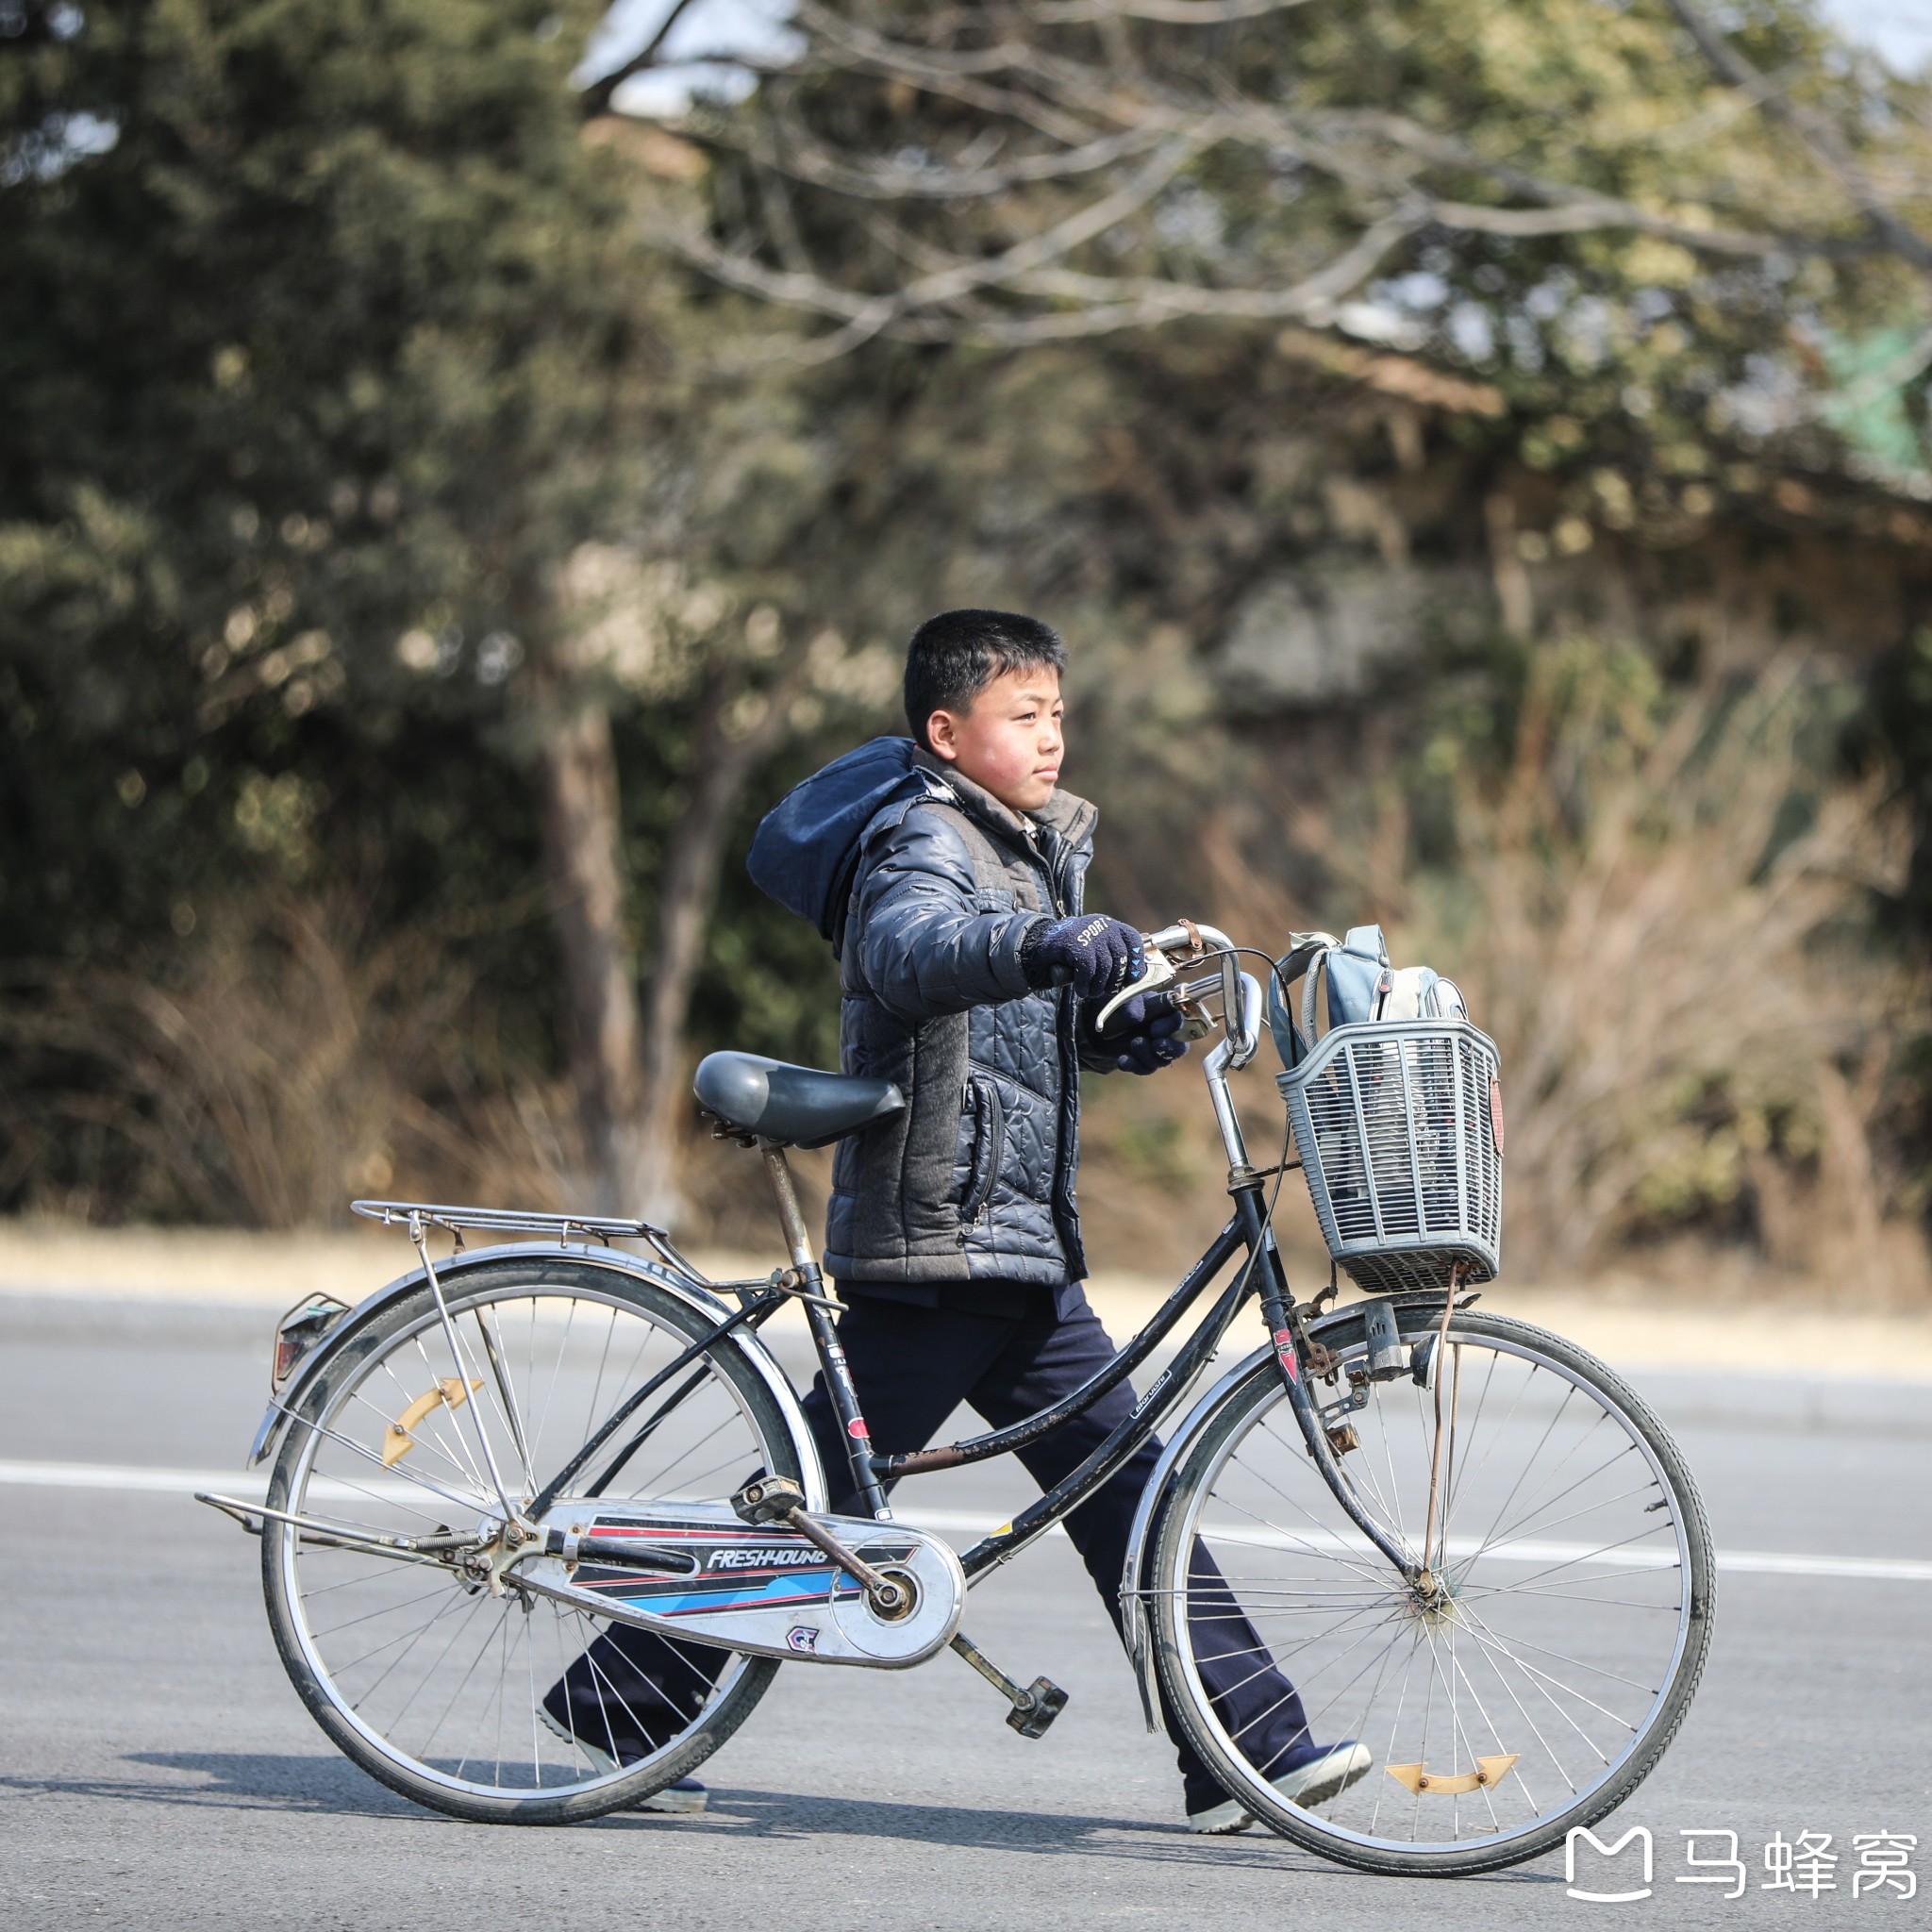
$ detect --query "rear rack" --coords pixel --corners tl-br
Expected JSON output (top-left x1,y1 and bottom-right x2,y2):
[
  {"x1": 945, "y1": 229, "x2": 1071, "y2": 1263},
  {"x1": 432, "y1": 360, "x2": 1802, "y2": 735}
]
[{"x1": 351, "y1": 1197, "x2": 706, "y2": 1283}]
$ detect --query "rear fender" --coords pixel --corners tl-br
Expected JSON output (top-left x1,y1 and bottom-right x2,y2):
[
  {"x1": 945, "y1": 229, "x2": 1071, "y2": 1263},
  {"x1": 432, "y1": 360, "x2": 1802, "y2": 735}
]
[
  {"x1": 244, "y1": 1243, "x2": 825, "y2": 1510},
  {"x1": 1117, "y1": 1291, "x2": 1457, "y2": 1731}
]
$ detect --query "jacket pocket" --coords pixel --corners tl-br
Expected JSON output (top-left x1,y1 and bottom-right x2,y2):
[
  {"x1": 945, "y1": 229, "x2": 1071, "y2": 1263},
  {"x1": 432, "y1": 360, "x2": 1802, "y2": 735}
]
[{"x1": 958, "y1": 1074, "x2": 1006, "y2": 1225}]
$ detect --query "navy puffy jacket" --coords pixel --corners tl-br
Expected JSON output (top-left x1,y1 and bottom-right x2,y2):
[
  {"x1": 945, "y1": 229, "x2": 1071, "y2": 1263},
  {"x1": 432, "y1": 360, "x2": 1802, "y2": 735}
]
[{"x1": 747, "y1": 739, "x2": 1101, "y2": 1286}]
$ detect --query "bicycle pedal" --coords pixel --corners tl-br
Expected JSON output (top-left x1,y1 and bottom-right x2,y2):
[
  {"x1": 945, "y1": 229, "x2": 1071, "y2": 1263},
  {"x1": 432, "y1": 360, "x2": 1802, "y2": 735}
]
[
  {"x1": 1005, "y1": 1676, "x2": 1069, "y2": 1740},
  {"x1": 732, "y1": 1474, "x2": 807, "y2": 1524}
]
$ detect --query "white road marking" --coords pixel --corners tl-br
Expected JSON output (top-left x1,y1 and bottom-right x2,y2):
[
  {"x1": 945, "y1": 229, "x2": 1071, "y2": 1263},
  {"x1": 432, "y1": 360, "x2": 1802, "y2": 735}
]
[{"x1": 3, "y1": 1458, "x2": 1928, "y2": 1583}]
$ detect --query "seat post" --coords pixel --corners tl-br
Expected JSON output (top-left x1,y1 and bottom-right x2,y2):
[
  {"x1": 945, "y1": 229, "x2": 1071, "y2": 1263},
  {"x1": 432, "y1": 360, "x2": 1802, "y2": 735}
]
[
  {"x1": 758, "y1": 1142, "x2": 891, "y2": 1520},
  {"x1": 760, "y1": 1141, "x2": 819, "y2": 1276}
]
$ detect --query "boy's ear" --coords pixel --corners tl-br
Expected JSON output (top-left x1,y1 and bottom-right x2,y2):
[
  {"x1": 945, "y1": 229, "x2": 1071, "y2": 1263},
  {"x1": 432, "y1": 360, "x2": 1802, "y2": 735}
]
[{"x1": 924, "y1": 708, "x2": 963, "y2": 761}]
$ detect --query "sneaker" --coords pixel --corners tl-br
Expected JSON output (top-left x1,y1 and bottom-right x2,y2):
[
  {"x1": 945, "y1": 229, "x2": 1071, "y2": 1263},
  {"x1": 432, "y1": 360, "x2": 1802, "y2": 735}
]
[
  {"x1": 537, "y1": 1706, "x2": 708, "y2": 1813},
  {"x1": 1273, "y1": 1739, "x2": 1373, "y2": 1807},
  {"x1": 1188, "y1": 1794, "x2": 1255, "y2": 1836},
  {"x1": 1187, "y1": 1740, "x2": 1374, "y2": 1834}
]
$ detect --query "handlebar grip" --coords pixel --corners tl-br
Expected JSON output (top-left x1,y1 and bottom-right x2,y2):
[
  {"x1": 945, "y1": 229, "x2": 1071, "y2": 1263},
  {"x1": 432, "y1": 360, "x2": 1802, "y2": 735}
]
[{"x1": 1048, "y1": 964, "x2": 1075, "y2": 987}]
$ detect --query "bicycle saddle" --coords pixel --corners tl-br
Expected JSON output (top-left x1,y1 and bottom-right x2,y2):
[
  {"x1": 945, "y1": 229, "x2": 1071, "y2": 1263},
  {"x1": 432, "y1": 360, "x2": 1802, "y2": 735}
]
[{"x1": 692, "y1": 1052, "x2": 905, "y2": 1149}]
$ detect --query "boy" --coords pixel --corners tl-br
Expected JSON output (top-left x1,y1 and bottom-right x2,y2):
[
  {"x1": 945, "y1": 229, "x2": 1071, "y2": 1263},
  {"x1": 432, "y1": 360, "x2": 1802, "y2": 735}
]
[{"x1": 545, "y1": 609, "x2": 1368, "y2": 1828}]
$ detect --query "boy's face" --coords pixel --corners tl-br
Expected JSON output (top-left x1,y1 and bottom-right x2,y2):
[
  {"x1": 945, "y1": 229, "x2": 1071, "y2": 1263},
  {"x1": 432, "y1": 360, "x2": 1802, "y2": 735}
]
[{"x1": 924, "y1": 666, "x2": 1065, "y2": 814}]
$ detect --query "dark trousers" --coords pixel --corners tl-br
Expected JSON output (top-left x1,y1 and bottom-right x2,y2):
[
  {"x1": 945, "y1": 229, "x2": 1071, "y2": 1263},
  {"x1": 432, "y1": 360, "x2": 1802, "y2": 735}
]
[{"x1": 545, "y1": 1286, "x2": 1313, "y2": 1810}]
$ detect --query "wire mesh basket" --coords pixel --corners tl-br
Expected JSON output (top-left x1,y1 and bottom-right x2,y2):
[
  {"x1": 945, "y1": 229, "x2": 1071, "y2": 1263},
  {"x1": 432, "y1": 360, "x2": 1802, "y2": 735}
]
[{"x1": 1276, "y1": 1019, "x2": 1504, "y2": 1294}]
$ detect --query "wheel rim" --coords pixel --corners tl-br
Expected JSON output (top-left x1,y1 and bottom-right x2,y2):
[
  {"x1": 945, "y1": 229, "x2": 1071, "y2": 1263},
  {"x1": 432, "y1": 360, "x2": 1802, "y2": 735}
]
[
  {"x1": 273, "y1": 1279, "x2": 783, "y2": 1801},
  {"x1": 1162, "y1": 1325, "x2": 1702, "y2": 1857}
]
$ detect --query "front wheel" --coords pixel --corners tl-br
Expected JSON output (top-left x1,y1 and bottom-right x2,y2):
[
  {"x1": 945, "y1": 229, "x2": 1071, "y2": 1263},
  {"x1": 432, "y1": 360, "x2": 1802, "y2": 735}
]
[
  {"x1": 262, "y1": 1257, "x2": 807, "y2": 1824},
  {"x1": 1148, "y1": 1309, "x2": 1713, "y2": 1876}
]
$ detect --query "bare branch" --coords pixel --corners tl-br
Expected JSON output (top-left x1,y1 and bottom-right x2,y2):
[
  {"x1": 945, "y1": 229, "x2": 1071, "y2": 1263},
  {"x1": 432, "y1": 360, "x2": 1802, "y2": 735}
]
[
  {"x1": 689, "y1": 74, "x2": 1875, "y2": 265},
  {"x1": 668, "y1": 207, "x2": 1418, "y2": 360},
  {"x1": 665, "y1": 225, "x2": 883, "y2": 324},
  {"x1": 653, "y1": 0, "x2": 1928, "y2": 388},
  {"x1": 962, "y1": 215, "x2": 1422, "y2": 338},
  {"x1": 1272, "y1": 326, "x2": 1506, "y2": 415},
  {"x1": 1282, "y1": 105, "x2": 1884, "y2": 259},
  {"x1": 1419, "y1": 193, "x2": 1811, "y2": 256},
  {"x1": 674, "y1": 124, "x2": 1217, "y2": 354},
  {"x1": 788, "y1": 42, "x2": 1112, "y2": 148},
  {"x1": 991, "y1": 215, "x2": 1419, "y2": 315},
  {"x1": 707, "y1": 107, "x2": 1172, "y2": 200},
  {"x1": 791, "y1": 2, "x2": 1040, "y2": 81},
  {"x1": 1663, "y1": 0, "x2": 1932, "y2": 275},
  {"x1": 581, "y1": 0, "x2": 703, "y2": 119}
]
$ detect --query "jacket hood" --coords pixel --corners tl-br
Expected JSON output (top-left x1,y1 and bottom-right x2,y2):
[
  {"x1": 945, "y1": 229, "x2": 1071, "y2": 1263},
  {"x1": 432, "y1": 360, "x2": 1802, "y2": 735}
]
[
  {"x1": 747, "y1": 735, "x2": 1098, "y2": 944},
  {"x1": 746, "y1": 736, "x2": 928, "y2": 941}
]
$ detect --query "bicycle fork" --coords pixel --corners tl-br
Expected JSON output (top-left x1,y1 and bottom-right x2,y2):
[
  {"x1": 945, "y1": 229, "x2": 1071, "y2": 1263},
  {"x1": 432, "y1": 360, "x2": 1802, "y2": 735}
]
[{"x1": 759, "y1": 1143, "x2": 1070, "y2": 1738}]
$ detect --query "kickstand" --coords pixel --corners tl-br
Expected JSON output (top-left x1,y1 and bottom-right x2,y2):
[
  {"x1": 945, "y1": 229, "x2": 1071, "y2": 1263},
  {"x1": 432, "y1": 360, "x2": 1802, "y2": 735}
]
[{"x1": 949, "y1": 1630, "x2": 1069, "y2": 1739}]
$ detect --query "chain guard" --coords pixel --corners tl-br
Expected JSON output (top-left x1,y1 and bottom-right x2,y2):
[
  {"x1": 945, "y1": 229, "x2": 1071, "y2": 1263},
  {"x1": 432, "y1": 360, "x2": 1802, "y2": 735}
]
[{"x1": 516, "y1": 1500, "x2": 964, "y2": 1668}]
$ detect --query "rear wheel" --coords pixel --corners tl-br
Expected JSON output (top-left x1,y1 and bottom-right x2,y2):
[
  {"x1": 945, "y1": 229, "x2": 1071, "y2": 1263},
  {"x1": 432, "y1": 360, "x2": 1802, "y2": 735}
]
[
  {"x1": 262, "y1": 1257, "x2": 805, "y2": 1824},
  {"x1": 1149, "y1": 1309, "x2": 1713, "y2": 1876}
]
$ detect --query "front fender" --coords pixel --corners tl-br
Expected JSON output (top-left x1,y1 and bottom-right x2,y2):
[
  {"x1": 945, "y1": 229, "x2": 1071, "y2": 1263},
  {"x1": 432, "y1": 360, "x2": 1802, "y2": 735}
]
[
  {"x1": 1117, "y1": 1291, "x2": 1460, "y2": 1732},
  {"x1": 244, "y1": 1242, "x2": 824, "y2": 1510}
]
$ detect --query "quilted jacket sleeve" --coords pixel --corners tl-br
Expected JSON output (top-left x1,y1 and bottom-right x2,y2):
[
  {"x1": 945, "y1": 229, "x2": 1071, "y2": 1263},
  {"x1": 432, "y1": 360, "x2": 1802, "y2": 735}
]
[{"x1": 852, "y1": 804, "x2": 1041, "y2": 1023}]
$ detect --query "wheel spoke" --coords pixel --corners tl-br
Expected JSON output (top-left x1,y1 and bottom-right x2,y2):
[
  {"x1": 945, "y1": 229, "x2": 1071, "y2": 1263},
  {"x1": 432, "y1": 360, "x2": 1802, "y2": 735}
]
[
  {"x1": 266, "y1": 1273, "x2": 789, "y2": 1814},
  {"x1": 1151, "y1": 1317, "x2": 1708, "y2": 1869}
]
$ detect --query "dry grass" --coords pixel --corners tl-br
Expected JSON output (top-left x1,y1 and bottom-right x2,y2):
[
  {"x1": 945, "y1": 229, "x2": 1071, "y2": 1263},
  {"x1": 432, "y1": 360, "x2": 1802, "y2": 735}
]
[
  {"x1": 1228, "y1": 652, "x2": 1929, "y2": 1302},
  {"x1": 0, "y1": 895, "x2": 575, "y2": 1227},
  {"x1": 5, "y1": 655, "x2": 1923, "y2": 1311}
]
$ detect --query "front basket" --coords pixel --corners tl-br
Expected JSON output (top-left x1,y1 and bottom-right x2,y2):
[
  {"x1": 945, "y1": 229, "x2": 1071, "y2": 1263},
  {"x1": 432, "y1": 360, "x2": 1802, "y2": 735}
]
[{"x1": 1276, "y1": 1019, "x2": 1503, "y2": 1294}]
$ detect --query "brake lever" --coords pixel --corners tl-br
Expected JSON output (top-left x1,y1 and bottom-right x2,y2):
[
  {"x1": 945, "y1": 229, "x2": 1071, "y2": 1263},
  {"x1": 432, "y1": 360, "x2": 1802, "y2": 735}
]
[{"x1": 1091, "y1": 945, "x2": 1179, "y2": 1033}]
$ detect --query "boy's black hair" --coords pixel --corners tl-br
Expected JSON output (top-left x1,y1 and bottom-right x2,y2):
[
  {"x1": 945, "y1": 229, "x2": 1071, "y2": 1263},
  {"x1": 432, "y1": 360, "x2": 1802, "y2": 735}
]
[{"x1": 903, "y1": 608, "x2": 1066, "y2": 749}]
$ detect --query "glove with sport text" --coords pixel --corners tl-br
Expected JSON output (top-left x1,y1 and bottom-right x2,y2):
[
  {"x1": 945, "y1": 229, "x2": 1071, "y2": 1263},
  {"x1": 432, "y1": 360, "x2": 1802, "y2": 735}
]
[{"x1": 1020, "y1": 915, "x2": 1145, "y2": 999}]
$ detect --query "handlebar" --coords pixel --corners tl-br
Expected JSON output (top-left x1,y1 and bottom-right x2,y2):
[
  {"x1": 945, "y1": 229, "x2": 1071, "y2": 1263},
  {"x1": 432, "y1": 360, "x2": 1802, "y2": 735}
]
[{"x1": 1143, "y1": 922, "x2": 1260, "y2": 1072}]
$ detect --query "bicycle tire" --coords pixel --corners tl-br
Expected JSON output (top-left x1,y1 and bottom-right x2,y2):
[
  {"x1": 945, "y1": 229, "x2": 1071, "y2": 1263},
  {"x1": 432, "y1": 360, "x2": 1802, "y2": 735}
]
[
  {"x1": 262, "y1": 1257, "x2": 804, "y2": 1824},
  {"x1": 1148, "y1": 1308, "x2": 1714, "y2": 1877}
]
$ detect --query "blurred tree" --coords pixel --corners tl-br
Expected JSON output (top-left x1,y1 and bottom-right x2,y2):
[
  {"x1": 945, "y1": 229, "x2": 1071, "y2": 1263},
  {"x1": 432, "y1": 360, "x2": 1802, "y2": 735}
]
[
  {"x1": 641, "y1": 2, "x2": 1927, "y2": 370},
  {"x1": 618, "y1": 1, "x2": 1932, "y2": 608},
  {"x1": 7, "y1": 0, "x2": 1932, "y2": 1263},
  {"x1": 0, "y1": 0, "x2": 753, "y2": 1215},
  {"x1": 625, "y1": 0, "x2": 1932, "y2": 937}
]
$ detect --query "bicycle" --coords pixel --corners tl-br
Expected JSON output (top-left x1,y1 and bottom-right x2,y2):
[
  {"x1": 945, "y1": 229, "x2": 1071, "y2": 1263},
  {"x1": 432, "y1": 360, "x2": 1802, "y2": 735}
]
[{"x1": 200, "y1": 921, "x2": 1713, "y2": 1878}]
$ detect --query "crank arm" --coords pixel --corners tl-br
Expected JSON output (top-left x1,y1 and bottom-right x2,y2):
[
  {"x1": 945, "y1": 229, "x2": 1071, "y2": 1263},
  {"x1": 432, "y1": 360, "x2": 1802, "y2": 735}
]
[
  {"x1": 733, "y1": 1475, "x2": 909, "y2": 1615},
  {"x1": 949, "y1": 1630, "x2": 1069, "y2": 1739}
]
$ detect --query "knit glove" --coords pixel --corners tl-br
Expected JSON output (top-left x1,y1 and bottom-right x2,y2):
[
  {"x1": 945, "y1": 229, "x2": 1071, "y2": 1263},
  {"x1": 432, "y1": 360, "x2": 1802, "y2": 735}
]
[
  {"x1": 1020, "y1": 914, "x2": 1145, "y2": 999},
  {"x1": 1082, "y1": 988, "x2": 1190, "y2": 1074}
]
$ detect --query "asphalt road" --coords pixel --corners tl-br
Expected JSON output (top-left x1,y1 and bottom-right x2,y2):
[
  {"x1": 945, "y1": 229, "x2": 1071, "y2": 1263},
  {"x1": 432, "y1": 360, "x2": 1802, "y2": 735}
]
[{"x1": 2, "y1": 1304, "x2": 1928, "y2": 1930}]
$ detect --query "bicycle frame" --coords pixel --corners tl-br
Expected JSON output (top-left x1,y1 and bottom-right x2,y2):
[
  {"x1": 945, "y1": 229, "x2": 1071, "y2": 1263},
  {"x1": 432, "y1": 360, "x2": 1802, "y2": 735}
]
[{"x1": 690, "y1": 925, "x2": 1420, "y2": 1591}]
